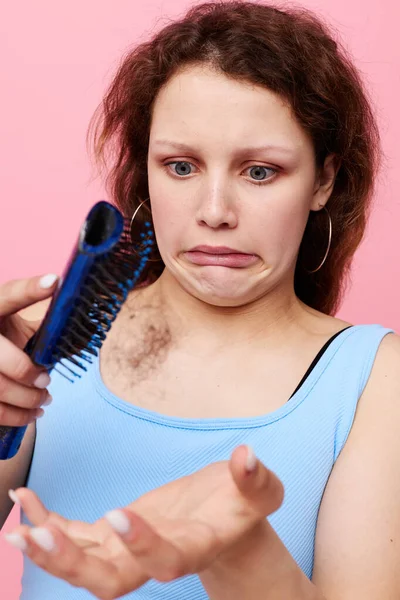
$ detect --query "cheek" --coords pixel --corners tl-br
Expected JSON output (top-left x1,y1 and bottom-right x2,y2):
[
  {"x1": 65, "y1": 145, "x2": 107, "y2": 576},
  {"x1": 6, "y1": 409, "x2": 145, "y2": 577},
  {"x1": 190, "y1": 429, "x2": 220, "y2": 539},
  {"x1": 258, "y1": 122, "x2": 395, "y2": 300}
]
[
  {"x1": 148, "y1": 170, "x2": 188, "y2": 251},
  {"x1": 250, "y1": 188, "x2": 310, "y2": 261},
  {"x1": 150, "y1": 195, "x2": 190, "y2": 254}
]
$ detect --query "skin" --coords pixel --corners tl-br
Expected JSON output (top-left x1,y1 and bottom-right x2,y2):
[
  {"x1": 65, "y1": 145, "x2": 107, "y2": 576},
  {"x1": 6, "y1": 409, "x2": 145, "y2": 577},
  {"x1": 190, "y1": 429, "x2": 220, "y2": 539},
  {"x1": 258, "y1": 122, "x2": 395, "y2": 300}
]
[{"x1": 4, "y1": 64, "x2": 400, "y2": 599}]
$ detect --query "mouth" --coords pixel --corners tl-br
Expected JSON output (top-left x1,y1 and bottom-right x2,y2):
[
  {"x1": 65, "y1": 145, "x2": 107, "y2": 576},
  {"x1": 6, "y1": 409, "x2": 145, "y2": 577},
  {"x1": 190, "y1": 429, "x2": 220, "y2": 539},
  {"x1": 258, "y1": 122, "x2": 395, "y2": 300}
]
[
  {"x1": 189, "y1": 245, "x2": 250, "y2": 255},
  {"x1": 184, "y1": 245, "x2": 258, "y2": 268}
]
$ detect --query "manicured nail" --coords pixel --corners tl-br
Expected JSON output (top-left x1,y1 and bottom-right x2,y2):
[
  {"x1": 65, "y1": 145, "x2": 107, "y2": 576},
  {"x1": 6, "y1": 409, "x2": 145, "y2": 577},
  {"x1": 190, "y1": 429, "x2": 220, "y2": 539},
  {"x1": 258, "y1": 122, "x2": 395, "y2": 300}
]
[
  {"x1": 39, "y1": 274, "x2": 58, "y2": 289},
  {"x1": 33, "y1": 372, "x2": 51, "y2": 389},
  {"x1": 8, "y1": 489, "x2": 21, "y2": 506},
  {"x1": 41, "y1": 394, "x2": 53, "y2": 407},
  {"x1": 245, "y1": 446, "x2": 258, "y2": 472},
  {"x1": 104, "y1": 510, "x2": 131, "y2": 535},
  {"x1": 3, "y1": 532, "x2": 27, "y2": 551},
  {"x1": 30, "y1": 527, "x2": 56, "y2": 552}
]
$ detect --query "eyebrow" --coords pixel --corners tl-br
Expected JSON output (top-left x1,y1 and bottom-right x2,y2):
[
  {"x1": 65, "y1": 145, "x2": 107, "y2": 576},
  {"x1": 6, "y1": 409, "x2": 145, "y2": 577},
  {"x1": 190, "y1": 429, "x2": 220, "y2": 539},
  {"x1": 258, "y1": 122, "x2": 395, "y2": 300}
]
[{"x1": 153, "y1": 139, "x2": 297, "y2": 156}]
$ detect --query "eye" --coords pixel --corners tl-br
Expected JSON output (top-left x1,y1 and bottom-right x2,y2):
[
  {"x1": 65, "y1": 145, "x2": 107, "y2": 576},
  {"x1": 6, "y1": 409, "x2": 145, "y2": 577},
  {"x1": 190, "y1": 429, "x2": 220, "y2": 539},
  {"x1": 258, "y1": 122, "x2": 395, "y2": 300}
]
[
  {"x1": 246, "y1": 165, "x2": 277, "y2": 184},
  {"x1": 165, "y1": 161, "x2": 194, "y2": 176}
]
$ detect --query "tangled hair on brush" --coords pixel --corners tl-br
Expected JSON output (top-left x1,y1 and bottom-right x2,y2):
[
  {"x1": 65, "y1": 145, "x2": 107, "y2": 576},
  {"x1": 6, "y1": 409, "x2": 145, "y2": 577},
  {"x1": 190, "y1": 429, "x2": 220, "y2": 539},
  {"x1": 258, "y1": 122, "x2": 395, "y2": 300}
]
[{"x1": 86, "y1": 0, "x2": 382, "y2": 315}]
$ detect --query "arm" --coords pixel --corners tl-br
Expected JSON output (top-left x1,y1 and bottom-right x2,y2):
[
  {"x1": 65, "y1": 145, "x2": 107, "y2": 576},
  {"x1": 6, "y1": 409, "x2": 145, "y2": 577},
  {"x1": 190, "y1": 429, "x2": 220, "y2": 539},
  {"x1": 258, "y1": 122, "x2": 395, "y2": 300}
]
[
  {"x1": 312, "y1": 332, "x2": 400, "y2": 599},
  {"x1": 200, "y1": 333, "x2": 400, "y2": 600},
  {"x1": 199, "y1": 519, "x2": 325, "y2": 600},
  {"x1": 0, "y1": 421, "x2": 36, "y2": 529},
  {"x1": 0, "y1": 299, "x2": 49, "y2": 529}
]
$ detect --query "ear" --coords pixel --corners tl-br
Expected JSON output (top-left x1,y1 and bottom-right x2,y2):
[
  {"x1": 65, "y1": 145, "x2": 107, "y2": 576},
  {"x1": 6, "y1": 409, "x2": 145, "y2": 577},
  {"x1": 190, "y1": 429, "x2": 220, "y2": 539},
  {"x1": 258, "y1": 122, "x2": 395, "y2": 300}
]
[{"x1": 310, "y1": 153, "x2": 340, "y2": 211}]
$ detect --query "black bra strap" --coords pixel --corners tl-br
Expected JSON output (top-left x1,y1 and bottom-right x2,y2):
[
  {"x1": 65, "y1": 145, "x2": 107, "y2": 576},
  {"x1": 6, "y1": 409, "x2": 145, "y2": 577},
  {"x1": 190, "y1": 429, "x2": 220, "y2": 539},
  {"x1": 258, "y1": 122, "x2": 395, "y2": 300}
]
[{"x1": 288, "y1": 326, "x2": 353, "y2": 400}]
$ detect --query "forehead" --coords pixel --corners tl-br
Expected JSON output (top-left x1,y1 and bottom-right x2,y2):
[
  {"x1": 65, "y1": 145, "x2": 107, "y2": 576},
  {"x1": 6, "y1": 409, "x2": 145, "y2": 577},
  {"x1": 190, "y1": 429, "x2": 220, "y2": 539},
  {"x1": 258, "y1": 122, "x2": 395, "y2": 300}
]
[{"x1": 149, "y1": 64, "x2": 309, "y2": 151}]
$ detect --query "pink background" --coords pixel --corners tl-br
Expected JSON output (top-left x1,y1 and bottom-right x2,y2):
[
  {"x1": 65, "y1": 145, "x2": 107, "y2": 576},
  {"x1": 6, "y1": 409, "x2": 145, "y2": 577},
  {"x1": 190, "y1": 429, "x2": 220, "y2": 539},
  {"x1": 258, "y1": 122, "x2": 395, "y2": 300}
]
[{"x1": 1, "y1": 0, "x2": 399, "y2": 597}]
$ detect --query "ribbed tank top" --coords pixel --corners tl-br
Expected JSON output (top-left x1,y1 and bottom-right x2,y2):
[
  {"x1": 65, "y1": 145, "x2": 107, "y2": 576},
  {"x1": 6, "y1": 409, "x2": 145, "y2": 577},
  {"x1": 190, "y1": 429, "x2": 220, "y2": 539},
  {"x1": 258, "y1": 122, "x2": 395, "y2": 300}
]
[{"x1": 19, "y1": 323, "x2": 394, "y2": 599}]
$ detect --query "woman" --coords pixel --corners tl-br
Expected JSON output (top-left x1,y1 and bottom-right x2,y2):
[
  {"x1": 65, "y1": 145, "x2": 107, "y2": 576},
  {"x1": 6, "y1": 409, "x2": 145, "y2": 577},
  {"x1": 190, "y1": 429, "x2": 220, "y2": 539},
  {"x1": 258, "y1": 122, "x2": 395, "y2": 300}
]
[{"x1": 2, "y1": 1, "x2": 399, "y2": 599}]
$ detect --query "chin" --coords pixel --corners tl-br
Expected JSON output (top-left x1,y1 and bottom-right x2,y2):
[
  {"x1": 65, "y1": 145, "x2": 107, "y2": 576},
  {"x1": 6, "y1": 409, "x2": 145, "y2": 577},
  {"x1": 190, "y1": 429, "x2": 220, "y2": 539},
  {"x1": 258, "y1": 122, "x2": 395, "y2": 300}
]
[
  {"x1": 202, "y1": 295, "x2": 253, "y2": 308},
  {"x1": 166, "y1": 261, "x2": 270, "y2": 307},
  {"x1": 185, "y1": 277, "x2": 260, "y2": 308}
]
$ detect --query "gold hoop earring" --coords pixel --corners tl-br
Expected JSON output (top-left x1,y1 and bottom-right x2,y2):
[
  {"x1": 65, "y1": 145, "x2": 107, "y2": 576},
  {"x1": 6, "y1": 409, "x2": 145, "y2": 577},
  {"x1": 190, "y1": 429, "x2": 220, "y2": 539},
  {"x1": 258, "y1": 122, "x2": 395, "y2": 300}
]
[
  {"x1": 305, "y1": 205, "x2": 332, "y2": 273},
  {"x1": 129, "y1": 198, "x2": 162, "y2": 262}
]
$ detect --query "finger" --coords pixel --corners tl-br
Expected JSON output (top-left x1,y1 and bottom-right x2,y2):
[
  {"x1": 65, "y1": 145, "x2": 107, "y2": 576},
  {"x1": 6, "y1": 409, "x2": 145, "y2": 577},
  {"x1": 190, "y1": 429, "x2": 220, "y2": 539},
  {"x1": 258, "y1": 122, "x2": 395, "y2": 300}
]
[
  {"x1": 10, "y1": 487, "x2": 51, "y2": 525},
  {"x1": 10, "y1": 487, "x2": 73, "y2": 534},
  {"x1": 229, "y1": 445, "x2": 284, "y2": 517},
  {"x1": 104, "y1": 509, "x2": 190, "y2": 583},
  {"x1": 9, "y1": 488, "x2": 111, "y2": 553},
  {"x1": 0, "y1": 398, "x2": 44, "y2": 427},
  {"x1": 0, "y1": 274, "x2": 58, "y2": 318},
  {"x1": 3, "y1": 524, "x2": 122, "y2": 600},
  {"x1": 0, "y1": 335, "x2": 51, "y2": 388},
  {"x1": 0, "y1": 373, "x2": 50, "y2": 412}
]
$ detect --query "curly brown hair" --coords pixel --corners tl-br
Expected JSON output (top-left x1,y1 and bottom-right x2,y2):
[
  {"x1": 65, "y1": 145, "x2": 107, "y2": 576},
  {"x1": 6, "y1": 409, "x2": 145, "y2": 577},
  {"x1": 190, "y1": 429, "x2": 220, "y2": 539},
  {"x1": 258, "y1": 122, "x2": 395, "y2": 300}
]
[{"x1": 86, "y1": 0, "x2": 381, "y2": 315}]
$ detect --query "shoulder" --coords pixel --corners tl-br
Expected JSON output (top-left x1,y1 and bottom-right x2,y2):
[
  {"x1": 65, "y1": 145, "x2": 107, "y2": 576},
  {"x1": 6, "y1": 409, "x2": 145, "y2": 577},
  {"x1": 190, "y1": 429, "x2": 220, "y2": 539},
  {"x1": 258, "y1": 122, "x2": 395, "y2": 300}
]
[
  {"x1": 370, "y1": 327, "x2": 400, "y2": 360},
  {"x1": 339, "y1": 327, "x2": 400, "y2": 438},
  {"x1": 358, "y1": 328, "x2": 400, "y2": 402}
]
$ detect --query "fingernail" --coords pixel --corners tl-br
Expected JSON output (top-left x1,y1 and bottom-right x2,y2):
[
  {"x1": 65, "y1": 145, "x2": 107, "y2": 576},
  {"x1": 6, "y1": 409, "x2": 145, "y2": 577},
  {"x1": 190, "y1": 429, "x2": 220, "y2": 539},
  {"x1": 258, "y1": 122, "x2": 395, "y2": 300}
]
[
  {"x1": 41, "y1": 394, "x2": 53, "y2": 407},
  {"x1": 104, "y1": 510, "x2": 131, "y2": 535},
  {"x1": 8, "y1": 489, "x2": 21, "y2": 506},
  {"x1": 30, "y1": 527, "x2": 56, "y2": 552},
  {"x1": 3, "y1": 532, "x2": 28, "y2": 551},
  {"x1": 28, "y1": 408, "x2": 44, "y2": 424},
  {"x1": 39, "y1": 274, "x2": 58, "y2": 289},
  {"x1": 245, "y1": 446, "x2": 258, "y2": 472},
  {"x1": 33, "y1": 372, "x2": 51, "y2": 389}
]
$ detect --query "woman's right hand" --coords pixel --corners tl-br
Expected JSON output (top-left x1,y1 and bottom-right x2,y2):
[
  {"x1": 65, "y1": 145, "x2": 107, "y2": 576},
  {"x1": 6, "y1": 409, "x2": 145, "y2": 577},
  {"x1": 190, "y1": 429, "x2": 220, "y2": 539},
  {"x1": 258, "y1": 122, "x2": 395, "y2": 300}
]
[{"x1": 0, "y1": 274, "x2": 59, "y2": 428}]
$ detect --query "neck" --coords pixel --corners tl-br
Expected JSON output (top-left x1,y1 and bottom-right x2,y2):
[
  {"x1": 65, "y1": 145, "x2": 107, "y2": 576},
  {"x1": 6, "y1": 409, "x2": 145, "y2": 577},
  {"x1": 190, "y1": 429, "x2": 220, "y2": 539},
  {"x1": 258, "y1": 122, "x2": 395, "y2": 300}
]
[{"x1": 146, "y1": 269, "x2": 310, "y2": 349}]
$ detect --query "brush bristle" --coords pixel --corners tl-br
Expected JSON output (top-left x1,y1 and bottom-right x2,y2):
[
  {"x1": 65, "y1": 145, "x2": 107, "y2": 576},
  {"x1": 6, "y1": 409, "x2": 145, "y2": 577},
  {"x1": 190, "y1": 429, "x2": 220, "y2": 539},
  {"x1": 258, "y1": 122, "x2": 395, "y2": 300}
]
[{"x1": 52, "y1": 220, "x2": 154, "y2": 381}]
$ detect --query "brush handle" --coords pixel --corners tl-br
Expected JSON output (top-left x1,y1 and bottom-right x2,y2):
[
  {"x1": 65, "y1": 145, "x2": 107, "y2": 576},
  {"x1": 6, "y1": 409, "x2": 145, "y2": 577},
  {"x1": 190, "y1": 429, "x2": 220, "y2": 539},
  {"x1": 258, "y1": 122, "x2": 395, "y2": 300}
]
[{"x1": 0, "y1": 202, "x2": 125, "y2": 460}]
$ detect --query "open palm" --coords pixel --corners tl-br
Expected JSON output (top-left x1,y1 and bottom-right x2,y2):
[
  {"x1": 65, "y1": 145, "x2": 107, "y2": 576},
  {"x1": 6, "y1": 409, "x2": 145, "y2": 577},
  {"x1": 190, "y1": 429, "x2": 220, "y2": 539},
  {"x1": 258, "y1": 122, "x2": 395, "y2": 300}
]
[{"x1": 6, "y1": 445, "x2": 284, "y2": 599}]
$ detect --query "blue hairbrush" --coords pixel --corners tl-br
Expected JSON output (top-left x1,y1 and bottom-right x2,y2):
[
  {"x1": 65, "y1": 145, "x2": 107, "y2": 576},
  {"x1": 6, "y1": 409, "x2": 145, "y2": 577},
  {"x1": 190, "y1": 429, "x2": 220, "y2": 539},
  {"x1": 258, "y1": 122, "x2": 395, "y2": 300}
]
[{"x1": 0, "y1": 200, "x2": 154, "y2": 460}]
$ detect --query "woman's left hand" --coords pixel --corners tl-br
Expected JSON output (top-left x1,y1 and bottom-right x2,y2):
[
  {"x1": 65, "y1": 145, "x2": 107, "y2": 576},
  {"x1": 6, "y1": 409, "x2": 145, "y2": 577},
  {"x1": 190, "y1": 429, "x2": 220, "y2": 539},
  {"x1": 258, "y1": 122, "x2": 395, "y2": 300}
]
[{"x1": 4, "y1": 445, "x2": 284, "y2": 600}]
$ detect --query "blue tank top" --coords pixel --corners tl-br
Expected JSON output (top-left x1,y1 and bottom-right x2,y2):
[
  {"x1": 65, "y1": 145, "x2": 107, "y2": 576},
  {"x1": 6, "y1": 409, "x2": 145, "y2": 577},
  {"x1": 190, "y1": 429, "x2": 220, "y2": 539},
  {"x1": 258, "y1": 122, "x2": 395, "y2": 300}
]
[{"x1": 20, "y1": 323, "x2": 393, "y2": 599}]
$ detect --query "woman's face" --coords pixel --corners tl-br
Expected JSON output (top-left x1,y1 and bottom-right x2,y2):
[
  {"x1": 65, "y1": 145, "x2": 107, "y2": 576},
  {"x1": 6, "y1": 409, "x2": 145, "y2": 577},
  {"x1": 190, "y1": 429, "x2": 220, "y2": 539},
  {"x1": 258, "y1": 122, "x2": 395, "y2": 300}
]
[{"x1": 147, "y1": 64, "x2": 334, "y2": 307}]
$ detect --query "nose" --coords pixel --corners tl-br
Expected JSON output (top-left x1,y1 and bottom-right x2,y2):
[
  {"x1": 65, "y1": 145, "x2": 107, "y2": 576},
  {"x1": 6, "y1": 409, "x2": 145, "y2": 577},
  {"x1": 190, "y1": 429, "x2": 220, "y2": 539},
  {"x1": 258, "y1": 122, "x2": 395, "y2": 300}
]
[{"x1": 195, "y1": 185, "x2": 238, "y2": 230}]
